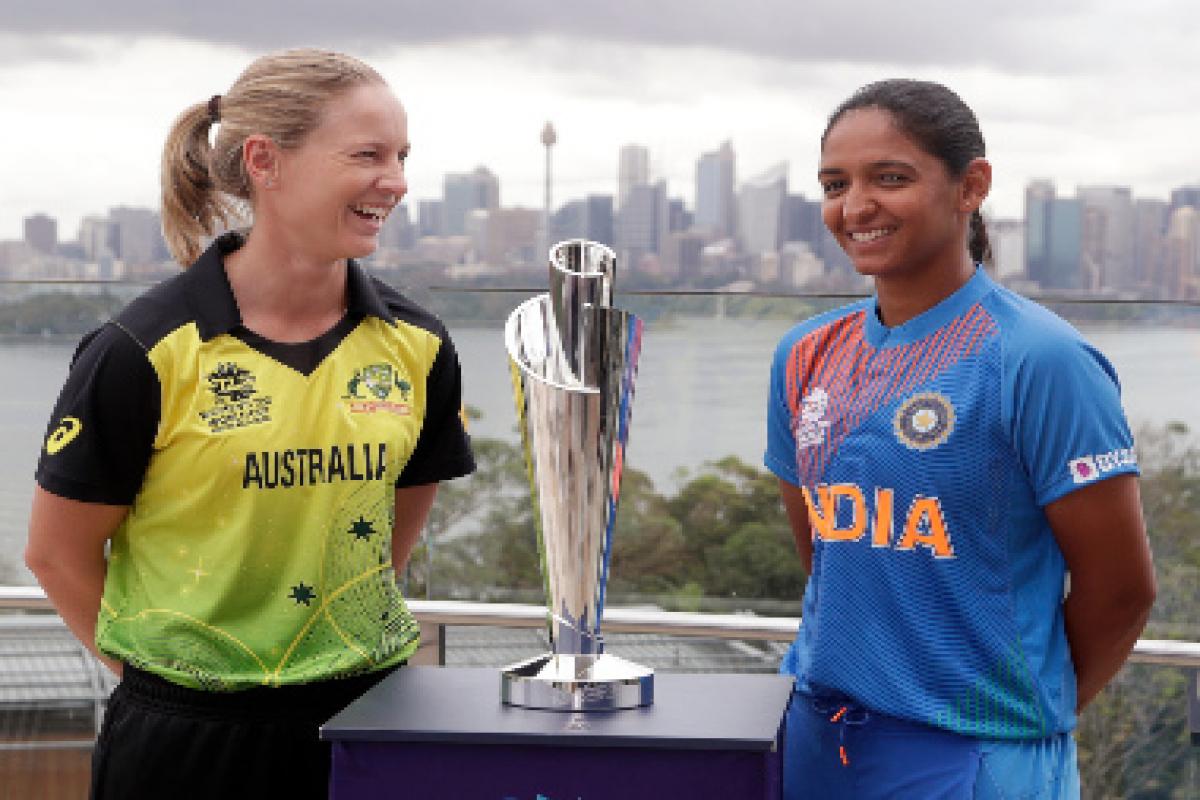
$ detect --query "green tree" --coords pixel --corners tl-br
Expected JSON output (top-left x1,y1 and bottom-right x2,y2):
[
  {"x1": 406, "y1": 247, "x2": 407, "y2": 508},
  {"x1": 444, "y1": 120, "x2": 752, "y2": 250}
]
[
  {"x1": 403, "y1": 433, "x2": 539, "y2": 601},
  {"x1": 667, "y1": 456, "x2": 805, "y2": 601},
  {"x1": 608, "y1": 468, "x2": 689, "y2": 596}
]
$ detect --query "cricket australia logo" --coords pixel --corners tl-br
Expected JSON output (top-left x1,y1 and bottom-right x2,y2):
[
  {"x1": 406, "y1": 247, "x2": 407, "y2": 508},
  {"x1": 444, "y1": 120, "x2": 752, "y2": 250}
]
[
  {"x1": 199, "y1": 362, "x2": 272, "y2": 433},
  {"x1": 794, "y1": 387, "x2": 832, "y2": 451},
  {"x1": 343, "y1": 362, "x2": 412, "y2": 415}
]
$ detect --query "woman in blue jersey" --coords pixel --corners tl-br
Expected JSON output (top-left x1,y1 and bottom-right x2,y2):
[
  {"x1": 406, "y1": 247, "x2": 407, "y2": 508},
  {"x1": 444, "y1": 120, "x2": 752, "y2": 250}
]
[
  {"x1": 26, "y1": 49, "x2": 475, "y2": 799},
  {"x1": 764, "y1": 79, "x2": 1156, "y2": 798}
]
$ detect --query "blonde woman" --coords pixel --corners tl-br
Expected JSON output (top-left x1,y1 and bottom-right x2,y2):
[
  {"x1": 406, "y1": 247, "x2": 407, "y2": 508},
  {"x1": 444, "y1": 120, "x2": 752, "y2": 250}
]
[{"x1": 27, "y1": 49, "x2": 474, "y2": 799}]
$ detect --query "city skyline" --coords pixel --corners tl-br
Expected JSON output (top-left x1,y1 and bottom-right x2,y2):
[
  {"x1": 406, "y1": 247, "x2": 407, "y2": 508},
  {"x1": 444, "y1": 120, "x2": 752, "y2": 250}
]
[
  {"x1": 13, "y1": 163, "x2": 1200, "y2": 300},
  {"x1": 9, "y1": 151, "x2": 1198, "y2": 246},
  {"x1": 3, "y1": 3, "x2": 1200, "y2": 241}
]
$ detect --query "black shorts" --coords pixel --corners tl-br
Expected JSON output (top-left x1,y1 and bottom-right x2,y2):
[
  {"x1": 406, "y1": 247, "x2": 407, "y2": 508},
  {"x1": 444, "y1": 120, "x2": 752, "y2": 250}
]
[{"x1": 90, "y1": 664, "x2": 399, "y2": 800}]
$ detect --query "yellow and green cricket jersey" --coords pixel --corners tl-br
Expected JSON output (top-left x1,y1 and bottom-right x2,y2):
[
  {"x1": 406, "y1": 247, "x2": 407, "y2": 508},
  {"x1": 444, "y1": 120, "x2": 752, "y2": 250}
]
[{"x1": 36, "y1": 233, "x2": 475, "y2": 690}]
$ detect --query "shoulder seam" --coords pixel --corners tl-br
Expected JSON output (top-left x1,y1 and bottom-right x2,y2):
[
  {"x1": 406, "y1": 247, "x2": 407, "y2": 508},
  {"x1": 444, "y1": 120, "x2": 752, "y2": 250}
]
[{"x1": 109, "y1": 318, "x2": 149, "y2": 352}]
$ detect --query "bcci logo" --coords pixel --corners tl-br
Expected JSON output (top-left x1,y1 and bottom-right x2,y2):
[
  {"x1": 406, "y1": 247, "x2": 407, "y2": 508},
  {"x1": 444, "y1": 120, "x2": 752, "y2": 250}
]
[
  {"x1": 894, "y1": 392, "x2": 955, "y2": 451},
  {"x1": 199, "y1": 362, "x2": 272, "y2": 433},
  {"x1": 344, "y1": 363, "x2": 412, "y2": 415}
]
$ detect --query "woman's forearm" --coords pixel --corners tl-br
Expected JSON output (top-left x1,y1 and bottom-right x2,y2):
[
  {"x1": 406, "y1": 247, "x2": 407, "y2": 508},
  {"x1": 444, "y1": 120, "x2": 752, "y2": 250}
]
[
  {"x1": 1064, "y1": 580, "x2": 1154, "y2": 711},
  {"x1": 25, "y1": 487, "x2": 127, "y2": 676},
  {"x1": 29, "y1": 546, "x2": 120, "y2": 673}
]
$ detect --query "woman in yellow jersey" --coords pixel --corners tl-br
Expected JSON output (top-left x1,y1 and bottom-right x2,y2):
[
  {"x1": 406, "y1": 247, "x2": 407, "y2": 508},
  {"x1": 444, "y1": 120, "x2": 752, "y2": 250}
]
[{"x1": 26, "y1": 49, "x2": 475, "y2": 799}]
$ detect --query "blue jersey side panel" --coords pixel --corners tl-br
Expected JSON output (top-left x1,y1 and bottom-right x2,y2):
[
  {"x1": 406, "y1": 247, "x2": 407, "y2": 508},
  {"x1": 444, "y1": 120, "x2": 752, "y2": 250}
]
[{"x1": 765, "y1": 268, "x2": 1138, "y2": 738}]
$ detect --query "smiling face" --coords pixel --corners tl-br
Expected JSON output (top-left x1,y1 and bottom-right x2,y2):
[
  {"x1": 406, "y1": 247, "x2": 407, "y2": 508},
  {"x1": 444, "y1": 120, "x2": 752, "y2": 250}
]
[
  {"x1": 818, "y1": 107, "x2": 979, "y2": 285},
  {"x1": 263, "y1": 82, "x2": 409, "y2": 263}
]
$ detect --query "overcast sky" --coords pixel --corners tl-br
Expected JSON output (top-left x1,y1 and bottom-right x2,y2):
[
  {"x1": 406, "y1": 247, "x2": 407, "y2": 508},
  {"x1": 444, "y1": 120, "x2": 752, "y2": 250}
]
[{"x1": 2, "y1": 1, "x2": 1198, "y2": 242}]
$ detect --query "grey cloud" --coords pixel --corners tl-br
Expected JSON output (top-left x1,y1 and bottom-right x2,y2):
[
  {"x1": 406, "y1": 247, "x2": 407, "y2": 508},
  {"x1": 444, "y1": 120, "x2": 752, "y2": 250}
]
[
  {"x1": 2, "y1": 0, "x2": 1105, "y2": 72},
  {"x1": 0, "y1": 35, "x2": 96, "y2": 66}
]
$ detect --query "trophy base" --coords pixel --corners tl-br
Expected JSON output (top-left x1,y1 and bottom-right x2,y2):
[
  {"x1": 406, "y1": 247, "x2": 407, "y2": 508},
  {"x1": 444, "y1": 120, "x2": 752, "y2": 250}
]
[{"x1": 500, "y1": 653, "x2": 654, "y2": 711}]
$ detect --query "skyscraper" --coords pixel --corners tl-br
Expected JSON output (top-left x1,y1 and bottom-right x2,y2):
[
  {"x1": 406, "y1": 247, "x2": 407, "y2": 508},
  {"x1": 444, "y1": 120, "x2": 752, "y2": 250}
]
[
  {"x1": 783, "y1": 194, "x2": 823, "y2": 249},
  {"x1": 1133, "y1": 199, "x2": 1168, "y2": 294},
  {"x1": 989, "y1": 219, "x2": 1026, "y2": 280},
  {"x1": 1024, "y1": 180, "x2": 1056, "y2": 286},
  {"x1": 667, "y1": 198, "x2": 691, "y2": 234},
  {"x1": 551, "y1": 195, "x2": 614, "y2": 248},
  {"x1": 1169, "y1": 185, "x2": 1200, "y2": 213},
  {"x1": 109, "y1": 206, "x2": 166, "y2": 266},
  {"x1": 1025, "y1": 181, "x2": 1084, "y2": 290},
  {"x1": 695, "y1": 141, "x2": 736, "y2": 238},
  {"x1": 585, "y1": 195, "x2": 614, "y2": 248},
  {"x1": 78, "y1": 215, "x2": 117, "y2": 261},
  {"x1": 737, "y1": 163, "x2": 787, "y2": 256},
  {"x1": 617, "y1": 144, "x2": 649, "y2": 211},
  {"x1": 417, "y1": 200, "x2": 445, "y2": 238},
  {"x1": 1046, "y1": 198, "x2": 1084, "y2": 290},
  {"x1": 378, "y1": 204, "x2": 415, "y2": 251},
  {"x1": 552, "y1": 200, "x2": 588, "y2": 243},
  {"x1": 470, "y1": 208, "x2": 540, "y2": 268},
  {"x1": 23, "y1": 213, "x2": 57, "y2": 254},
  {"x1": 1165, "y1": 206, "x2": 1199, "y2": 299},
  {"x1": 616, "y1": 179, "x2": 667, "y2": 270},
  {"x1": 1078, "y1": 185, "x2": 1134, "y2": 292},
  {"x1": 443, "y1": 167, "x2": 500, "y2": 236}
]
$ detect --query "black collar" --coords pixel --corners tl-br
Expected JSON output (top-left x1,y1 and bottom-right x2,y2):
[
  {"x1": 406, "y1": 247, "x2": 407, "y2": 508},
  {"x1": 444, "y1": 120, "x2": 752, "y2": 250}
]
[{"x1": 184, "y1": 232, "x2": 395, "y2": 341}]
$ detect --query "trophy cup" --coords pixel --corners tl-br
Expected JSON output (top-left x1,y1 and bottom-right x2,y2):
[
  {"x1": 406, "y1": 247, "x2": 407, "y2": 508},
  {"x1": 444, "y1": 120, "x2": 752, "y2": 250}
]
[{"x1": 500, "y1": 239, "x2": 654, "y2": 711}]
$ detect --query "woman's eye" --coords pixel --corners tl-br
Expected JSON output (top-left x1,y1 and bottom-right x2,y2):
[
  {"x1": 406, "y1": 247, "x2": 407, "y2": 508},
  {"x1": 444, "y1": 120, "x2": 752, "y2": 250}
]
[
  {"x1": 355, "y1": 150, "x2": 378, "y2": 159},
  {"x1": 821, "y1": 180, "x2": 846, "y2": 196},
  {"x1": 880, "y1": 173, "x2": 908, "y2": 185}
]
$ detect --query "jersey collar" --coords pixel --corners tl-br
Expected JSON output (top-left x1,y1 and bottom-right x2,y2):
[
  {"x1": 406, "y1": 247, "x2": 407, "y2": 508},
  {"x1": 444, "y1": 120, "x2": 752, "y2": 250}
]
[
  {"x1": 864, "y1": 265, "x2": 996, "y2": 349},
  {"x1": 185, "y1": 232, "x2": 395, "y2": 341}
]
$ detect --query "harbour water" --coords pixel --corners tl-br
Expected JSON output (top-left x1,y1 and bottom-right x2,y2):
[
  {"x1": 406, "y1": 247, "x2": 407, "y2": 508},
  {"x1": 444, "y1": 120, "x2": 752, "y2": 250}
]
[{"x1": 2, "y1": 315, "x2": 1198, "y2": 583}]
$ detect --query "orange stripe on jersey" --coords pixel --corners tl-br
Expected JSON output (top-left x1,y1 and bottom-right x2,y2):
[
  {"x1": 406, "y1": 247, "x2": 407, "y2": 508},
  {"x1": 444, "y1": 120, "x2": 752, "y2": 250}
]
[
  {"x1": 787, "y1": 312, "x2": 864, "y2": 417},
  {"x1": 789, "y1": 313, "x2": 869, "y2": 480},
  {"x1": 787, "y1": 304, "x2": 997, "y2": 484}
]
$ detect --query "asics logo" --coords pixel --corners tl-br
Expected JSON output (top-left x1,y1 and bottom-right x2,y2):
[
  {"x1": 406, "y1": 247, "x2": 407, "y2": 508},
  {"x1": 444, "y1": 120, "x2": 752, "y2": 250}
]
[{"x1": 46, "y1": 416, "x2": 83, "y2": 455}]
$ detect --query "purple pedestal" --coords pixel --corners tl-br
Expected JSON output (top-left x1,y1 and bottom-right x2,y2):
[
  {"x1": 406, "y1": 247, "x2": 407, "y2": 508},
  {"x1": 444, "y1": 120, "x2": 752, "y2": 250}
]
[{"x1": 321, "y1": 666, "x2": 792, "y2": 800}]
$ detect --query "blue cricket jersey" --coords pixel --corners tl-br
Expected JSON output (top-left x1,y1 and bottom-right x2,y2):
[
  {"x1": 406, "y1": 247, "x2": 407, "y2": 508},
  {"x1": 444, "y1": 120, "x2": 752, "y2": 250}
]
[{"x1": 765, "y1": 267, "x2": 1138, "y2": 738}]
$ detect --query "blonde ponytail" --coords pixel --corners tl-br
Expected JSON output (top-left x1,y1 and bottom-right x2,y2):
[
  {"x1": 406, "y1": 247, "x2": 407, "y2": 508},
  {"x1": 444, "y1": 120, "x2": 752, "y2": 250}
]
[
  {"x1": 159, "y1": 49, "x2": 385, "y2": 267},
  {"x1": 160, "y1": 101, "x2": 240, "y2": 266}
]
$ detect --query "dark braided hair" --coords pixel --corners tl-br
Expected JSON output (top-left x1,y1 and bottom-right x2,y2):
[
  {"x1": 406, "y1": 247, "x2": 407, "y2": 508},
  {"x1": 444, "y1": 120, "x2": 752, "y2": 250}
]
[{"x1": 822, "y1": 79, "x2": 992, "y2": 265}]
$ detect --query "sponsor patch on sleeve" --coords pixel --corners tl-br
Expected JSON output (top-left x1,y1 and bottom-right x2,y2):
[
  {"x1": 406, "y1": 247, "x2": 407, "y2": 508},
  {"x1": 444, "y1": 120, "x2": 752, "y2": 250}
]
[{"x1": 1068, "y1": 447, "x2": 1137, "y2": 484}]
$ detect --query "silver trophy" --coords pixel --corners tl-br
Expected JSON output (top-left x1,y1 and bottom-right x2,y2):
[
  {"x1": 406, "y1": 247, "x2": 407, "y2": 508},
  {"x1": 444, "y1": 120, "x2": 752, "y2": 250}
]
[{"x1": 500, "y1": 240, "x2": 654, "y2": 711}]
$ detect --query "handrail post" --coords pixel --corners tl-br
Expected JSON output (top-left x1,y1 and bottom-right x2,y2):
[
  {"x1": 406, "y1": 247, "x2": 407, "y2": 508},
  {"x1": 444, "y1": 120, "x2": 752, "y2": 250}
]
[
  {"x1": 411, "y1": 619, "x2": 444, "y2": 667},
  {"x1": 1188, "y1": 667, "x2": 1199, "y2": 746}
]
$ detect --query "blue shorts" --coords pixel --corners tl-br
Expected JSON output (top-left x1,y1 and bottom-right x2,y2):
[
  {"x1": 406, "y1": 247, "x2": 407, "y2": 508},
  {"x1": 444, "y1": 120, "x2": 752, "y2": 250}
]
[{"x1": 782, "y1": 687, "x2": 1080, "y2": 799}]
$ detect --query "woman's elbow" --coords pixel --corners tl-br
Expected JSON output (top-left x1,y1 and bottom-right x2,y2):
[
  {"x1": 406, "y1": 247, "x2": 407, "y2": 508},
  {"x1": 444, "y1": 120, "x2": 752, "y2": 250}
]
[
  {"x1": 1132, "y1": 567, "x2": 1157, "y2": 617},
  {"x1": 1107, "y1": 565, "x2": 1157, "y2": 628},
  {"x1": 24, "y1": 537, "x2": 58, "y2": 581}
]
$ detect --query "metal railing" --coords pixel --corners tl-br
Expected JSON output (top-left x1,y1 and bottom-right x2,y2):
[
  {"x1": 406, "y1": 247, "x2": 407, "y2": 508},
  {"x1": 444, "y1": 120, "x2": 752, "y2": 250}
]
[
  {"x1": 3, "y1": 585, "x2": 1199, "y2": 667},
  {"x1": 3, "y1": 585, "x2": 1199, "y2": 746}
]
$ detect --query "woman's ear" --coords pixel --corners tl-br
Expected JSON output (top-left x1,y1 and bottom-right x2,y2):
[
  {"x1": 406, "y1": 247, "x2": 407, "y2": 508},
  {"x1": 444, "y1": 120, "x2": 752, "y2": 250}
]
[
  {"x1": 960, "y1": 157, "x2": 992, "y2": 214},
  {"x1": 243, "y1": 134, "x2": 280, "y2": 191}
]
